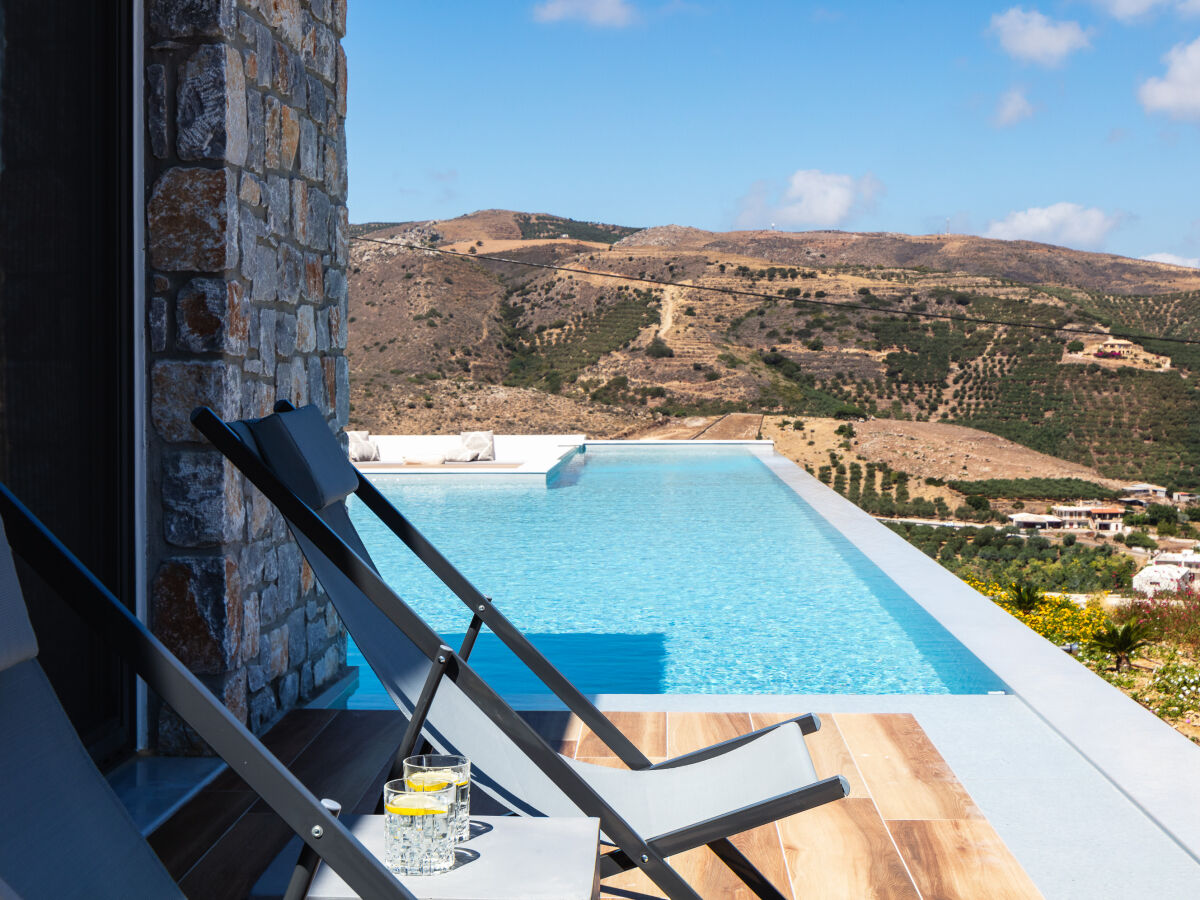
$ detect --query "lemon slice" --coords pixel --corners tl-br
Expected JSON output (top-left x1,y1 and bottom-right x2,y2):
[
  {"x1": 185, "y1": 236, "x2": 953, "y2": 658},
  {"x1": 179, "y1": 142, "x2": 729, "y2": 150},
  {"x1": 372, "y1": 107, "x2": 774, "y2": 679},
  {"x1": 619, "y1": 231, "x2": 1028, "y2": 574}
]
[
  {"x1": 384, "y1": 803, "x2": 444, "y2": 816},
  {"x1": 406, "y1": 770, "x2": 454, "y2": 791}
]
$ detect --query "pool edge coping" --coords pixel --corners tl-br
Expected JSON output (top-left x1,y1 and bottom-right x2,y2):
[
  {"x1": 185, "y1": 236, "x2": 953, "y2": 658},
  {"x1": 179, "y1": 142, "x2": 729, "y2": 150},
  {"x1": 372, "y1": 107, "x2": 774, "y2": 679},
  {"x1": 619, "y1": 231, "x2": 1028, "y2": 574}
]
[{"x1": 753, "y1": 447, "x2": 1200, "y2": 865}]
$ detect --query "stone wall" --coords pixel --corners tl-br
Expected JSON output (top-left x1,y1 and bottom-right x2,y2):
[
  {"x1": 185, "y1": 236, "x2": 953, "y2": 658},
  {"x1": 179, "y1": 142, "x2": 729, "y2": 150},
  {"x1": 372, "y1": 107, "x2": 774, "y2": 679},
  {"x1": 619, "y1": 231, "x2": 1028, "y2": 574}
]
[{"x1": 143, "y1": 0, "x2": 350, "y2": 749}]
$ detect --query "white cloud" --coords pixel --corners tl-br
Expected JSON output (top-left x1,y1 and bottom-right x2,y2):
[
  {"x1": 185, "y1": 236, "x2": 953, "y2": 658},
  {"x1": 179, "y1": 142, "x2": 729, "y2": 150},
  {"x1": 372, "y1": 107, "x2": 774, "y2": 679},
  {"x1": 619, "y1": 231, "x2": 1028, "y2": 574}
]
[
  {"x1": 532, "y1": 0, "x2": 637, "y2": 26},
  {"x1": 1092, "y1": 0, "x2": 1169, "y2": 20},
  {"x1": 993, "y1": 88, "x2": 1034, "y2": 126},
  {"x1": 1139, "y1": 36, "x2": 1200, "y2": 120},
  {"x1": 984, "y1": 202, "x2": 1122, "y2": 248},
  {"x1": 736, "y1": 169, "x2": 883, "y2": 229},
  {"x1": 1143, "y1": 252, "x2": 1200, "y2": 267},
  {"x1": 989, "y1": 8, "x2": 1090, "y2": 66},
  {"x1": 1092, "y1": 0, "x2": 1200, "y2": 18}
]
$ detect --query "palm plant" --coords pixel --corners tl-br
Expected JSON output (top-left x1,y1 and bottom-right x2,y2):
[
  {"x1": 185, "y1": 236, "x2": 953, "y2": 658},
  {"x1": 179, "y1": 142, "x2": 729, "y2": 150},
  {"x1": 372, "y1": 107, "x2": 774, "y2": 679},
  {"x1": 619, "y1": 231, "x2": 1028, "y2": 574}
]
[
  {"x1": 1006, "y1": 581, "x2": 1042, "y2": 613},
  {"x1": 1089, "y1": 621, "x2": 1155, "y2": 672}
]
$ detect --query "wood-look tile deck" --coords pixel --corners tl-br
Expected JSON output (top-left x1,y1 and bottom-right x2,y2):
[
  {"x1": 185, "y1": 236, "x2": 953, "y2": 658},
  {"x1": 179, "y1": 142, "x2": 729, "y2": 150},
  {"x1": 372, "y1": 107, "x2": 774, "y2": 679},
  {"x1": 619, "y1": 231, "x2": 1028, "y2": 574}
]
[{"x1": 150, "y1": 708, "x2": 1042, "y2": 899}]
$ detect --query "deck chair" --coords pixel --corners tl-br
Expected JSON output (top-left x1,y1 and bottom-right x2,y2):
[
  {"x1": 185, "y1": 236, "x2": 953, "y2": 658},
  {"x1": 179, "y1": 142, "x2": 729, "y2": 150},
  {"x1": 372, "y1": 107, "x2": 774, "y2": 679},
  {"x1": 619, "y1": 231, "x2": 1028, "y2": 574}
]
[
  {"x1": 195, "y1": 403, "x2": 851, "y2": 900},
  {"x1": 0, "y1": 483, "x2": 411, "y2": 900}
]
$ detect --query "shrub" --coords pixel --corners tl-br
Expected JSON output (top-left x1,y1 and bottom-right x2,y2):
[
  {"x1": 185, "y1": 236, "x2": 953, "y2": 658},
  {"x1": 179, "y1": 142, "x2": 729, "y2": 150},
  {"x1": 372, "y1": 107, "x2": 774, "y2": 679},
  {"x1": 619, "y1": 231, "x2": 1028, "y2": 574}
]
[
  {"x1": 646, "y1": 337, "x2": 674, "y2": 358},
  {"x1": 1090, "y1": 621, "x2": 1155, "y2": 671}
]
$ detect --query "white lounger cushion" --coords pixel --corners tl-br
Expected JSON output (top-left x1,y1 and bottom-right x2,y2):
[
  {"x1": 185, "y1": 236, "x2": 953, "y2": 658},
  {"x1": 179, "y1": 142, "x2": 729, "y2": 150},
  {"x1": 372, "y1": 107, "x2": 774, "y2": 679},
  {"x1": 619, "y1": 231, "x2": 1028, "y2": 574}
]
[
  {"x1": 444, "y1": 446, "x2": 480, "y2": 463},
  {"x1": 346, "y1": 431, "x2": 380, "y2": 462},
  {"x1": 461, "y1": 430, "x2": 495, "y2": 461}
]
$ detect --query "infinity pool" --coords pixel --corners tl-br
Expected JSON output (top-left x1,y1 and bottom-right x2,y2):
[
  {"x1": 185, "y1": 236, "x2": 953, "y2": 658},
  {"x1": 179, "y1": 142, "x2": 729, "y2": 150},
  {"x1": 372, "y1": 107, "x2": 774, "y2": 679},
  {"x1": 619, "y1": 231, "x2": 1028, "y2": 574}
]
[{"x1": 343, "y1": 445, "x2": 1004, "y2": 704}]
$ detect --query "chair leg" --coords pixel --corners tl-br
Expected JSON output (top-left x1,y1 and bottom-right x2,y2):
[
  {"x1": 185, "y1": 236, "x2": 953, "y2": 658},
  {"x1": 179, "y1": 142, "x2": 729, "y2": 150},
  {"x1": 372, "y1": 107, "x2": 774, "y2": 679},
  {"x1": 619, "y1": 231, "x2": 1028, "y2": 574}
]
[{"x1": 707, "y1": 837, "x2": 788, "y2": 900}]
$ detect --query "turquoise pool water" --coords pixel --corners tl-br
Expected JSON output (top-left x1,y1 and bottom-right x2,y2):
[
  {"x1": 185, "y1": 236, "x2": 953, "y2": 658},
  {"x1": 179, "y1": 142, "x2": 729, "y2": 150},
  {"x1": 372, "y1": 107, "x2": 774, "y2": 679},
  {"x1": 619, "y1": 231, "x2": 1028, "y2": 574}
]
[{"x1": 343, "y1": 445, "x2": 1004, "y2": 705}]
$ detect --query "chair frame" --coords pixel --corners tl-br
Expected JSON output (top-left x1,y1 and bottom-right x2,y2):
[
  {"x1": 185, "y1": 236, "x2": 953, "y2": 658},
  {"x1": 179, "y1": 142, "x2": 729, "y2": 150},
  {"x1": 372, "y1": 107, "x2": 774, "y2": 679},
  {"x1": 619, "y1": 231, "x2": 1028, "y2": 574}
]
[
  {"x1": 194, "y1": 403, "x2": 850, "y2": 900},
  {"x1": 0, "y1": 483, "x2": 413, "y2": 900}
]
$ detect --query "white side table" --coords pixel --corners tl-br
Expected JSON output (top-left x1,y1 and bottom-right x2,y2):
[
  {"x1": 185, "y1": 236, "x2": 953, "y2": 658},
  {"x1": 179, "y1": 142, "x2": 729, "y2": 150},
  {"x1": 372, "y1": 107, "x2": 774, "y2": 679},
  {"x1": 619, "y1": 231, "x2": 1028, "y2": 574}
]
[{"x1": 306, "y1": 815, "x2": 601, "y2": 900}]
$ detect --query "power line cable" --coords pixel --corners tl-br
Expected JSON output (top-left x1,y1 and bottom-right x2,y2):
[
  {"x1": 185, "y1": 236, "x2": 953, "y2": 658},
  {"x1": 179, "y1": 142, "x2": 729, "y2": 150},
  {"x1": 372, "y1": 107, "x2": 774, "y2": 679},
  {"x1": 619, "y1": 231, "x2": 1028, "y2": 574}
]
[{"x1": 353, "y1": 235, "x2": 1200, "y2": 347}]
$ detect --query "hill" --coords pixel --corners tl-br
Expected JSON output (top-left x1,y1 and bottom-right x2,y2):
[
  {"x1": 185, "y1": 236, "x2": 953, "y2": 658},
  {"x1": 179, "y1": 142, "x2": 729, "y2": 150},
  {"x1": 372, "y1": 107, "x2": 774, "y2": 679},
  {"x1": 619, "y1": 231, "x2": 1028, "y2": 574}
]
[{"x1": 346, "y1": 211, "x2": 1200, "y2": 489}]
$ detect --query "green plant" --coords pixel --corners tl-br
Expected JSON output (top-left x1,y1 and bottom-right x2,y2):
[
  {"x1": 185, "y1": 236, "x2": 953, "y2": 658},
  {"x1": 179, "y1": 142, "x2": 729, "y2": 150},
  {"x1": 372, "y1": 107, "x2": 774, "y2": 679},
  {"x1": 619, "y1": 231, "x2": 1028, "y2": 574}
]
[
  {"x1": 1007, "y1": 582, "x2": 1042, "y2": 613},
  {"x1": 1090, "y1": 621, "x2": 1155, "y2": 671},
  {"x1": 646, "y1": 336, "x2": 674, "y2": 358}
]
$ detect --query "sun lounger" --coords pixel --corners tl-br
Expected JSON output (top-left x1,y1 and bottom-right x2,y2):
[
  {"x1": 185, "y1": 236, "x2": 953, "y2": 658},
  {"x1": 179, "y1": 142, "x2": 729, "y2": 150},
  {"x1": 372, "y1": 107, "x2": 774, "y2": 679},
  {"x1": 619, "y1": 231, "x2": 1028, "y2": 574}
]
[
  {"x1": 194, "y1": 402, "x2": 851, "y2": 900},
  {"x1": 0, "y1": 484, "x2": 601, "y2": 900}
]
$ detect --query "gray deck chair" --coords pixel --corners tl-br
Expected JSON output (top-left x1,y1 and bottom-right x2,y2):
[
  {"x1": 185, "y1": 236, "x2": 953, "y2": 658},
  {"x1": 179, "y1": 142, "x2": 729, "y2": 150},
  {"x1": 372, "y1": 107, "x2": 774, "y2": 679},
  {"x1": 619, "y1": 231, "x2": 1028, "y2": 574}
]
[
  {"x1": 194, "y1": 403, "x2": 851, "y2": 900},
  {"x1": 0, "y1": 483, "x2": 411, "y2": 900}
]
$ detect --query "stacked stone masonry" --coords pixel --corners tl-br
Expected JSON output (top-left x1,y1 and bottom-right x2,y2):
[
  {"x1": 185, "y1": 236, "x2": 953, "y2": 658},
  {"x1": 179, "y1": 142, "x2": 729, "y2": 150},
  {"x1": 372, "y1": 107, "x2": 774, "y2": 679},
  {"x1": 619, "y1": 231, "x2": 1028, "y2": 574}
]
[{"x1": 144, "y1": 0, "x2": 351, "y2": 751}]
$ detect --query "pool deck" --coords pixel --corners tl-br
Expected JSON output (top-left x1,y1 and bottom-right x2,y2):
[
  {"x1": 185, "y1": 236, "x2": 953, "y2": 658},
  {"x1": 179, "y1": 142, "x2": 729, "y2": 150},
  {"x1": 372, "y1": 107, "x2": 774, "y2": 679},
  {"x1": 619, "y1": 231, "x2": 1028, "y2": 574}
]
[{"x1": 137, "y1": 442, "x2": 1200, "y2": 897}]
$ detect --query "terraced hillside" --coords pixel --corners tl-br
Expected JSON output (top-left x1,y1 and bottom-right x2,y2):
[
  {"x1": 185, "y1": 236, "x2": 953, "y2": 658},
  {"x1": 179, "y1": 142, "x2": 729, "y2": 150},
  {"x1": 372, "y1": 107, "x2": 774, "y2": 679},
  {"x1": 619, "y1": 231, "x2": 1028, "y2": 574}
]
[{"x1": 347, "y1": 211, "x2": 1200, "y2": 489}]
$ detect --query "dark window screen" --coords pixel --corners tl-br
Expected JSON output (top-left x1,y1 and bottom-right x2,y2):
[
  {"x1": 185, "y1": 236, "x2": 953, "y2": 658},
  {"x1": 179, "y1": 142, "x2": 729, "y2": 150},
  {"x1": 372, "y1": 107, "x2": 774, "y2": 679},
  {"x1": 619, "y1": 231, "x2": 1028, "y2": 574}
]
[{"x1": 0, "y1": 0, "x2": 135, "y2": 767}]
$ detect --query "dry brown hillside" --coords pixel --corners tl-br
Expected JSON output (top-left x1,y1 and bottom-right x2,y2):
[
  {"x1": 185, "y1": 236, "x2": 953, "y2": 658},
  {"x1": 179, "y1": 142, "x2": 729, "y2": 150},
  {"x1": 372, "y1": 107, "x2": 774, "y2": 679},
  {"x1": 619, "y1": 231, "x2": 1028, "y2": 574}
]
[{"x1": 346, "y1": 210, "x2": 1200, "y2": 489}]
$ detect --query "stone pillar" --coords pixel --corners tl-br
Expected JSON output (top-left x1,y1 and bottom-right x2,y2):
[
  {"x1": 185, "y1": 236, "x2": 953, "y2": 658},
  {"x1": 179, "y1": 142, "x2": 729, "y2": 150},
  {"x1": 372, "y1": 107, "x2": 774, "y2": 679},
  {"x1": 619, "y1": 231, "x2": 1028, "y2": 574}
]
[{"x1": 143, "y1": 0, "x2": 351, "y2": 750}]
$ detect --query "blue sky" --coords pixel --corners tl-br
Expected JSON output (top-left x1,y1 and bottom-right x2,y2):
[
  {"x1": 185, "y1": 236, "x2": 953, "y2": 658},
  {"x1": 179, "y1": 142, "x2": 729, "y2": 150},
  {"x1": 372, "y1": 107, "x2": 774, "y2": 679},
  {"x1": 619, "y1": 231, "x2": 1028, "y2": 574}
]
[{"x1": 345, "y1": 1, "x2": 1200, "y2": 265}]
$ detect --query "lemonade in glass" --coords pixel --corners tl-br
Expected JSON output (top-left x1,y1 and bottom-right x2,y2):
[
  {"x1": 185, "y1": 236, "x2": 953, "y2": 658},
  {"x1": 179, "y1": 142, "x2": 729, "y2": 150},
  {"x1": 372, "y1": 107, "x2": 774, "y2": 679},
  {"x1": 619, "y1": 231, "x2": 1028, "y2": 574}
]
[
  {"x1": 403, "y1": 754, "x2": 470, "y2": 842},
  {"x1": 382, "y1": 780, "x2": 455, "y2": 875}
]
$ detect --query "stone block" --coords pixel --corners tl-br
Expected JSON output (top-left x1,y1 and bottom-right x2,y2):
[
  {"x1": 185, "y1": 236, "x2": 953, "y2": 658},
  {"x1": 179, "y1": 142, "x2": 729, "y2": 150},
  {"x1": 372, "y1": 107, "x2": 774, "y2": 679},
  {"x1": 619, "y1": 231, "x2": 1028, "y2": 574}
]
[
  {"x1": 328, "y1": 302, "x2": 346, "y2": 350},
  {"x1": 176, "y1": 277, "x2": 249, "y2": 354},
  {"x1": 249, "y1": 686, "x2": 277, "y2": 733},
  {"x1": 222, "y1": 667, "x2": 248, "y2": 725},
  {"x1": 316, "y1": 308, "x2": 330, "y2": 352},
  {"x1": 306, "y1": 355, "x2": 325, "y2": 409},
  {"x1": 152, "y1": 554, "x2": 242, "y2": 675},
  {"x1": 324, "y1": 266, "x2": 346, "y2": 304},
  {"x1": 259, "y1": 584, "x2": 282, "y2": 626},
  {"x1": 296, "y1": 305, "x2": 316, "y2": 352},
  {"x1": 275, "y1": 311, "x2": 297, "y2": 357},
  {"x1": 278, "y1": 243, "x2": 303, "y2": 304},
  {"x1": 277, "y1": 540, "x2": 301, "y2": 605},
  {"x1": 252, "y1": 243, "x2": 278, "y2": 303},
  {"x1": 335, "y1": 355, "x2": 349, "y2": 425},
  {"x1": 288, "y1": 358, "x2": 308, "y2": 406},
  {"x1": 306, "y1": 618, "x2": 326, "y2": 658},
  {"x1": 156, "y1": 707, "x2": 206, "y2": 756},
  {"x1": 148, "y1": 167, "x2": 238, "y2": 272},
  {"x1": 279, "y1": 671, "x2": 300, "y2": 711},
  {"x1": 306, "y1": 75, "x2": 326, "y2": 124},
  {"x1": 247, "y1": 473, "x2": 274, "y2": 537},
  {"x1": 322, "y1": 357, "x2": 336, "y2": 407},
  {"x1": 286, "y1": 607, "x2": 306, "y2": 664},
  {"x1": 335, "y1": 44, "x2": 347, "y2": 117},
  {"x1": 153, "y1": 274, "x2": 170, "y2": 292},
  {"x1": 301, "y1": 660, "x2": 314, "y2": 698},
  {"x1": 148, "y1": 64, "x2": 168, "y2": 159},
  {"x1": 255, "y1": 19, "x2": 274, "y2": 88},
  {"x1": 265, "y1": 173, "x2": 289, "y2": 235},
  {"x1": 333, "y1": 204, "x2": 348, "y2": 265},
  {"x1": 150, "y1": 359, "x2": 240, "y2": 441},
  {"x1": 314, "y1": 643, "x2": 340, "y2": 687},
  {"x1": 149, "y1": 296, "x2": 169, "y2": 352},
  {"x1": 162, "y1": 450, "x2": 244, "y2": 547},
  {"x1": 240, "y1": 540, "x2": 266, "y2": 585},
  {"x1": 311, "y1": 0, "x2": 330, "y2": 23},
  {"x1": 304, "y1": 253, "x2": 324, "y2": 300},
  {"x1": 177, "y1": 44, "x2": 247, "y2": 166},
  {"x1": 314, "y1": 22, "x2": 336, "y2": 82},
  {"x1": 245, "y1": 88, "x2": 264, "y2": 174},
  {"x1": 323, "y1": 140, "x2": 339, "y2": 195},
  {"x1": 298, "y1": 118, "x2": 318, "y2": 180},
  {"x1": 274, "y1": 0, "x2": 303, "y2": 47},
  {"x1": 239, "y1": 172, "x2": 262, "y2": 207},
  {"x1": 291, "y1": 179, "x2": 308, "y2": 243},
  {"x1": 272, "y1": 40, "x2": 292, "y2": 96},
  {"x1": 332, "y1": 0, "x2": 346, "y2": 36},
  {"x1": 280, "y1": 105, "x2": 300, "y2": 171},
  {"x1": 150, "y1": 0, "x2": 235, "y2": 39},
  {"x1": 242, "y1": 592, "x2": 260, "y2": 663},
  {"x1": 325, "y1": 602, "x2": 341, "y2": 638},
  {"x1": 268, "y1": 623, "x2": 290, "y2": 678},
  {"x1": 264, "y1": 94, "x2": 281, "y2": 169},
  {"x1": 259, "y1": 307, "x2": 277, "y2": 360},
  {"x1": 243, "y1": 48, "x2": 258, "y2": 85},
  {"x1": 239, "y1": 205, "x2": 262, "y2": 282},
  {"x1": 306, "y1": 187, "x2": 331, "y2": 251}
]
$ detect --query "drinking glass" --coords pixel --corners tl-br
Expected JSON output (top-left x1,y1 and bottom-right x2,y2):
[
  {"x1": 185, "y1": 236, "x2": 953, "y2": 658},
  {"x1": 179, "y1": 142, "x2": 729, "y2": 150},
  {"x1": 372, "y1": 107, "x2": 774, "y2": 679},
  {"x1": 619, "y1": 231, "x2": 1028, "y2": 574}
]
[
  {"x1": 382, "y1": 780, "x2": 455, "y2": 875},
  {"x1": 403, "y1": 754, "x2": 471, "y2": 842}
]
